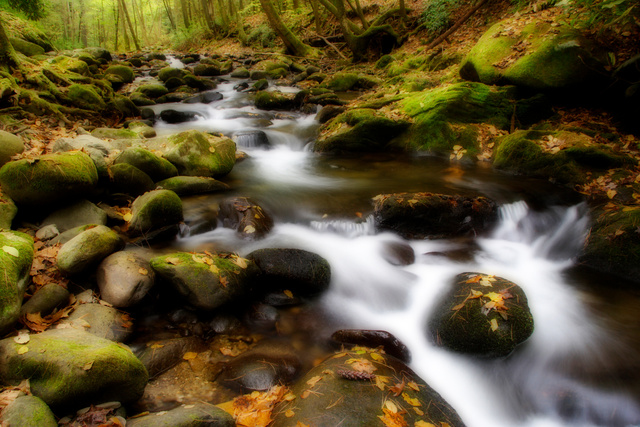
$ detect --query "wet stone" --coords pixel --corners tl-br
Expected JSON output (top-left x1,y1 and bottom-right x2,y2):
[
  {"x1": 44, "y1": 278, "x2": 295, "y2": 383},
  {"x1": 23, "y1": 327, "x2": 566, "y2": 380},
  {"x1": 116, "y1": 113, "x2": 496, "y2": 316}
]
[{"x1": 331, "y1": 329, "x2": 412, "y2": 363}]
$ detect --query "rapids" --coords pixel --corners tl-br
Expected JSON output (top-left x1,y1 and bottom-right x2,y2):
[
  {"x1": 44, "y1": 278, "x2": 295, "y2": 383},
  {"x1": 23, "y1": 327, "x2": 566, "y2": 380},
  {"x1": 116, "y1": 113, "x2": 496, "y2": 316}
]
[{"x1": 147, "y1": 74, "x2": 640, "y2": 427}]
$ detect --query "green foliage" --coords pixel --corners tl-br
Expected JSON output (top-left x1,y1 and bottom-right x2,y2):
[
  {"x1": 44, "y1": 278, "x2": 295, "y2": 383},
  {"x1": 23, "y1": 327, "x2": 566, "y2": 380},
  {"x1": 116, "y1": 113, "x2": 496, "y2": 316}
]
[
  {"x1": 1, "y1": 0, "x2": 46, "y2": 19},
  {"x1": 420, "y1": 0, "x2": 460, "y2": 34},
  {"x1": 570, "y1": 0, "x2": 639, "y2": 31},
  {"x1": 248, "y1": 24, "x2": 276, "y2": 48}
]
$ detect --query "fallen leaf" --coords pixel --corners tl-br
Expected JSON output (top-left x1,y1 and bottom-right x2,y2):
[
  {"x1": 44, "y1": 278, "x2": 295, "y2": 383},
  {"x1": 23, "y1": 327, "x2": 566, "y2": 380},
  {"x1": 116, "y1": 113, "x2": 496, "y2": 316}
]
[
  {"x1": 370, "y1": 352, "x2": 385, "y2": 362},
  {"x1": 402, "y1": 392, "x2": 421, "y2": 407},
  {"x1": 379, "y1": 406, "x2": 407, "y2": 427},
  {"x1": 306, "y1": 375, "x2": 323, "y2": 387},
  {"x1": 83, "y1": 361, "x2": 94, "y2": 370},
  {"x1": 13, "y1": 331, "x2": 30, "y2": 344},
  {"x1": 233, "y1": 256, "x2": 248, "y2": 268},
  {"x1": 2, "y1": 246, "x2": 19, "y2": 257},
  {"x1": 220, "y1": 276, "x2": 229, "y2": 288},
  {"x1": 490, "y1": 318, "x2": 499, "y2": 332},
  {"x1": 413, "y1": 407, "x2": 425, "y2": 416},
  {"x1": 346, "y1": 358, "x2": 377, "y2": 374},
  {"x1": 607, "y1": 189, "x2": 617, "y2": 199},
  {"x1": 122, "y1": 212, "x2": 133, "y2": 222},
  {"x1": 150, "y1": 343, "x2": 164, "y2": 349},
  {"x1": 285, "y1": 409, "x2": 295, "y2": 417},
  {"x1": 165, "y1": 257, "x2": 181, "y2": 265},
  {"x1": 384, "y1": 400, "x2": 398, "y2": 413},
  {"x1": 244, "y1": 225, "x2": 256, "y2": 234},
  {"x1": 407, "y1": 381, "x2": 421, "y2": 392},
  {"x1": 17, "y1": 346, "x2": 28, "y2": 355},
  {"x1": 414, "y1": 421, "x2": 436, "y2": 427},
  {"x1": 183, "y1": 352, "x2": 198, "y2": 360},
  {"x1": 138, "y1": 268, "x2": 148, "y2": 275},
  {"x1": 284, "y1": 290, "x2": 294, "y2": 298}
]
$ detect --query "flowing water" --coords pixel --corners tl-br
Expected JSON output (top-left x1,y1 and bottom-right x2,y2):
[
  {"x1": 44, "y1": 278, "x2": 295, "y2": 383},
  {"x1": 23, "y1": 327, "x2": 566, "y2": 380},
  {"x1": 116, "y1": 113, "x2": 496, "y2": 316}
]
[{"x1": 147, "y1": 74, "x2": 640, "y2": 427}]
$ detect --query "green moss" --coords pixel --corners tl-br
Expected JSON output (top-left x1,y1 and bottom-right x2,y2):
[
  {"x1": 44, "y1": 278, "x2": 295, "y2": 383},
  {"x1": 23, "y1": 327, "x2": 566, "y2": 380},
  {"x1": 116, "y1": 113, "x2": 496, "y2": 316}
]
[
  {"x1": 255, "y1": 91, "x2": 293, "y2": 110},
  {"x1": 66, "y1": 84, "x2": 106, "y2": 111},
  {"x1": 105, "y1": 65, "x2": 134, "y2": 84},
  {"x1": 49, "y1": 56, "x2": 90, "y2": 76},
  {"x1": 136, "y1": 84, "x2": 169, "y2": 99},
  {"x1": 129, "y1": 189, "x2": 184, "y2": 235},
  {"x1": 0, "y1": 231, "x2": 34, "y2": 334},
  {"x1": 157, "y1": 67, "x2": 185, "y2": 82},
  {"x1": 324, "y1": 72, "x2": 359, "y2": 91}
]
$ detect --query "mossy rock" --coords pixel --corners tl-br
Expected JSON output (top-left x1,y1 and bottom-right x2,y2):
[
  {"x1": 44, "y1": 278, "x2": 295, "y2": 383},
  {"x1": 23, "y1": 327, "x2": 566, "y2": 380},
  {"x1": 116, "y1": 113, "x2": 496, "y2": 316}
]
[
  {"x1": 127, "y1": 402, "x2": 234, "y2": 427},
  {"x1": 83, "y1": 47, "x2": 113, "y2": 62},
  {"x1": 255, "y1": 91, "x2": 294, "y2": 110},
  {"x1": 183, "y1": 74, "x2": 218, "y2": 91},
  {"x1": 105, "y1": 65, "x2": 135, "y2": 84},
  {"x1": 59, "y1": 303, "x2": 133, "y2": 342},
  {"x1": 231, "y1": 67, "x2": 250, "y2": 78},
  {"x1": 67, "y1": 84, "x2": 107, "y2": 111},
  {"x1": 128, "y1": 189, "x2": 184, "y2": 237},
  {"x1": 0, "y1": 395, "x2": 57, "y2": 427},
  {"x1": 127, "y1": 121, "x2": 156, "y2": 138},
  {"x1": 0, "y1": 231, "x2": 34, "y2": 334},
  {"x1": 40, "y1": 199, "x2": 108, "y2": 233},
  {"x1": 136, "y1": 84, "x2": 169, "y2": 99},
  {"x1": 0, "y1": 328, "x2": 148, "y2": 410},
  {"x1": 149, "y1": 251, "x2": 258, "y2": 311},
  {"x1": 579, "y1": 208, "x2": 640, "y2": 283},
  {"x1": 156, "y1": 176, "x2": 230, "y2": 196},
  {"x1": 114, "y1": 147, "x2": 178, "y2": 182},
  {"x1": 271, "y1": 347, "x2": 465, "y2": 427},
  {"x1": 130, "y1": 91, "x2": 156, "y2": 106},
  {"x1": 253, "y1": 79, "x2": 269, "y2": 91},
  {"x1": 323, "y1": 72, "x2": 380, "y2": 91},
  {"x1": 0, "y1": 193, "x2": 17, "y2": 229},
  {"x1": 0, "y1": 130, "x2": 24, "y2": 167},
  {"x1": 111, "y1": 94, "x2": 141, "y2": 118},
  {"x1": 428, "y1": 272, "x2": 534, "y2": 358},
  {"x1": 56, "y1": 225, "x2": 124, "y2": 276},
  {"x1": 0, "y1": 151, "x2": 99, "y2": 206},
  {"x1": 158, "y1": 67, "x2": 186, "y2": 82},
  {"x1": 459, "y1": 18, "x2": 607, "y2": 92},
  {"x1": 107, "y1": 163, "x2": 156, "y2": 196},
  {"x1": 373, "y1": 192, "x2": 498, "y2": 239},
  {"x1": 148, "y1": 130, "x2": 236, "y2": 178},
  {"x1": 9, "y1": 37, "x2": 45, "y2": 57},
  {"x1": 193, "y1": 63, "x2": 221, "y2": 77},
  {"x1": 91, "y1": 127, "x2": 139, "y2": 140},
  {"x1": 48, "y1": 56, "x2": 90, "y2": 76},
  {"x1": 267, "y1": 67, "x2": 289, "y2": 79},
  {"x1": 218, "y1": 197, "x2": 274, "y2": 240},
  {"x1": 314, "y1": 108, "x2": 410, "y2": 153}
]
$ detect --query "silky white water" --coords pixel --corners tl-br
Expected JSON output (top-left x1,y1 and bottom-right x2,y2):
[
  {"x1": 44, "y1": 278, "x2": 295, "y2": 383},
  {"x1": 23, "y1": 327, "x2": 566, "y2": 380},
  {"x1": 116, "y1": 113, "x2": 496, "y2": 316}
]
[{"x1": 154, "y1": 78, "x2": 640, "y2": 427}]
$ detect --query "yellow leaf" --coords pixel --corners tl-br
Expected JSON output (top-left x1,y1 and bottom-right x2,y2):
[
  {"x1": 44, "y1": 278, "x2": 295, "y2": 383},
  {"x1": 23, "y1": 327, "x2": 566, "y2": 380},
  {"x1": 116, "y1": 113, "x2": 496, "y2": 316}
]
[
  {"x1": 301, "y1": 390, "x2": 311, "y2": 399},
  {"x1": 413, "y1": 407, "x2": 424, "y2": 416},
  {"x1": 17, "y1": 346, "x2": 28, "y2": 355},
  {"x1": 244, "y1": 225, "x2": 256, "y2": 234},
  {"x1": 83, "y1": 361, "x2": 94, "y2": 370},
  {"x1": 484, "y1": 292, "x2": 503, "y2": 302},
  {"x1": 192, "y1": 254, "x2": 205, "y2": 263},
  {"x1": 607, "y1": 189, "x2": 617, "y2": 199},
  {"x1": 384, "y1": 400, "x2": 398, "y2": 413},
  {"x1": 183, "y1": 352, "x2": 198, "y2": 360},
  {"x1": 285, "y1": 409, "x2": 295, "y2": 418},
  {"x1": 150, "y1": 343, "x2": 164, "y2": 349},
  {"x1": 284, "y1": 392, "x2": 296, "y2": 402},
  {"x1": 306, "y1": 375, "x2": 322, "y2": 387},
  {"x1": 2, "y1": 246, "x2": 19, "y2": 257},
  {"x1": 284, "y1": 290, "x2": 294, "y2": 298},
  {"x1": 220, "y1": 276, "x2": 229, "y2": 287},
  {"x1": 346, "y1": 358, "x2": 376, "y2": 374},
  {"x1": 203, "y1": 257, "x2": 213, "y2": 265},
  {"x1": 402, "y1": 392, "x2": 421, "y2": 407},
  {"x1": 233, "y1": 256, "x2": 248, "y2": 269},
  {"x1": 415, "y1": 421, "x2": 436, "y2": 427},
  {"x1": 210, "y1": 264, "x2": 220, "y2": 274},
  {"x1": 456, "y1": 151, "x2": 464, "y2": 160},
  {"x1": 452, "y1": 145, "x2": 463, "y2": 151},
  {"x1": 138, "y1": 268, "x2": 148, "y2": 275},
  {"x1": 370, "y1": 352, "x2": 385, "y2": 362},
  {"x1": 451, "y1": 303, "x2": 465, "y2": 311},
  {"x1": 375, "y1": 375, "x2": 390, "y2": 391},
  {"x1": 165, "y1": 257, "x2": 181, "y2": 265},
  {"x1": 490, "y1": 318, "x2": 499, "y2": 332},
  {"x1": 122, "y1": 212, "x2": 133, "y2": 222},
  {"x1": 209, "y1": 146, "x2": 216, "y2": 153},
  {"x1": 296, "y1": 423, "x2": 310, "y2": 427},
  {"x1": 407, "y1": 381, "x2": 421, "y2": 392}
]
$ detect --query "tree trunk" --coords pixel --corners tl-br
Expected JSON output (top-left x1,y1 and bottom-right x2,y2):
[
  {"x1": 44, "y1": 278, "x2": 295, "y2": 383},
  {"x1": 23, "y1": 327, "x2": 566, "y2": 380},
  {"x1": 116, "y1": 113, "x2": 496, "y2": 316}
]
[
  {"x1": 180, "y1": 0, "x2": 191, "y2": 28},
  {"x1": 114, "y1": 2, "x2": 120, "y2": 51},
  {"x1": 0, "y1": 17, "x2": 21, "y2": 72},
  {"x1": 132, "y1": 0, "x2": 150, "y2": 46},
  {"x1": 78, "y1": 0, "x2": 88, "y2": 47},
  {"x1": 163, "y1": 0, "x2": 177, "y2": 30},
  {"x1": 259, "y1": 0, "x2": 316, "y2": 57},
  {"x1": 200, "y1": 0, "x2": 215, "y2": 32},
  {"x1": 119, "y1": 0, "x2": 141, "y2": 50}
]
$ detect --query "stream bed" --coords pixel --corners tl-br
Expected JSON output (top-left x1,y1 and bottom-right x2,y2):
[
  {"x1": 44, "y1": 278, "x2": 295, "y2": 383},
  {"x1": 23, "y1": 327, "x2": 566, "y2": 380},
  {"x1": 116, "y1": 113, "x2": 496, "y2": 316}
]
[{"x1": 142, "y1": 75, "x2": 640, "y2": 427}]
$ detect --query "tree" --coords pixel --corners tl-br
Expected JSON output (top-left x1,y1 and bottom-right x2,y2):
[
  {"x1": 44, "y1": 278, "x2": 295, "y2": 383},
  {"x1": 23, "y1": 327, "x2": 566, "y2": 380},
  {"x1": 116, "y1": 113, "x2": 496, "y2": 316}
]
[
  {"x1": 259, "y1": 0, "x2": 317, "y2": 57},
  {"x1": 0, "y1": 0, "x2": 46, "y2": 71}
]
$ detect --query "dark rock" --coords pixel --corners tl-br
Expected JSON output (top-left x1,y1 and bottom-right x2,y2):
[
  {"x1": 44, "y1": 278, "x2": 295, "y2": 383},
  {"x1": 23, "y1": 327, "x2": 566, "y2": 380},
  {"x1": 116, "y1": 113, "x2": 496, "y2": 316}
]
[
  {"x1": 316, "y1": 105, "x2": 346, "y2": 124},
  {"x1": 127, "y1": 402, "x2": 234, "y2": 427},
  {"x1": 128, "y1": 189, "x2": 183, "y2": 238},
  {"x1": 331, "y1": 329, "x2": 411, "y2": 363},
  {"x1": 20, "y1": 283, "x2": 70, "y2": 317},
  {"x1": 136, "y1": 337, "x2": 206, "y2": 378},
  {"x1": 107, "y1": 163, "x2": 156, "y2": 197},
  {"x1": 244, "y1": 303, "x2": 279, "y2": 332},
  {"x1": 183, "y1": 91, "x2": 223, "y2": 104},
  {"x1": 159, "y1": 109, "x2": 201, "y2": 124},
  {"x1": 218, "y1": 197, "x2": 274, "y2": 239},
  {"x1": 381, "y1": 240, "x2": 415, "y2": 266},
  {"x1": 156, "y1": 176, "x2": 230, "y2": 196}
]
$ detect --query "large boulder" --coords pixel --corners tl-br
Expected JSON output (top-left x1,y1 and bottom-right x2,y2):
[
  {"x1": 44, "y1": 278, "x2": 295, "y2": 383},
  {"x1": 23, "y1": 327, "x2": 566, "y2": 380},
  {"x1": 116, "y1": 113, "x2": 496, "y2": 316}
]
[
  {"x1": 40, "y1": 200, "x2": 108, "y2": 233},
  {"x1": 10, "y1": 37, "x2": 45, "y2": 57},
  {"x1": 149, "y1": 252, "x2": 258, "y2": 311},
  {"x1": 97, "y1": 251, "x2": 155, "y2": 307},
  {"x1": 271, "y1": 347, "x2": 465, "y2": 426},
  {"x1": 59, "y1": 303, "x2": 133, "y2": 342},
  {"x1": 104, "y1": 65, "x2": 135, "y2": 84},
  {"x1": 0, "y1": 395, "x2": 57, "y2": 427},
  {"x1": 56, "y1": 225, "x2": 124, "y2": 276},
  {"x1": 128, "y1": 189, "x2": 183, "y2": 237},
  {"x1": 114, "y1": 147, "x2": 178, "y2": 182},
  {"x1": 255, "y1": 91, "x2": 295, "y2": 111},
  {"x1": 0, "y1": 193, "x2": 17, "y2": 229},
  {"x1": 373, "y1": 192, "x2": 498, "y2": 239},
  {"x1": 428, "y1": 272, "x2": 534, "y2": 357},
  {"x1": 107, "y1": 163, "x2": 156, "y2": 197},
  {"x1": 0, "y1": 231, "x2": 34, "y2": 334},
  {"x1": 147, "y1": 130, "x2": 236, "y2": 178},
  {"x1": 0, "y1": 328, "x2": 148, "y2": 410},
  {"x1": 459, "y1": 18, "x2": 607, "y2": 93},
  {"x1": 156, "y1": 176, "x2": 230, "y2": 196},
  {"x1": 0, "y1": 151, "x2": 99, "y2": 206},
  {"x1": 67, "y1": 84, "x2": 107, "y2": 111},
  {"x1": 0, "y1": 130, "x2": 24, "y2": 167}
]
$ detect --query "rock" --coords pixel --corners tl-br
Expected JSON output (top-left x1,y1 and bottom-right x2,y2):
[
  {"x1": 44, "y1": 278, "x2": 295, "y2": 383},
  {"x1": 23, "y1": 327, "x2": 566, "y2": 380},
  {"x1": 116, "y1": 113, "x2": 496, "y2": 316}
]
[
  {"x1": 184, "y1": 74, "x2": 218, "y2": 91},
  {"x1": 48, "y1": 224, "x2": 99, "y2": 246},
  {"x1": 314, "y1": 108, "x2": 409, "y2": 153},
  {"x1": 159, "y1": 109, "x2": 200, "y2": 124},
  {"x1": 111, "y1": 94, "x2": 141, "y2": 118},
  {"x1": 97, "y1": 251, "x2": 155, "y2": 307},
  {"x1": 157, "y1": 92, "x2": 194, "y2": 104},
  {"x1": 147, "y1": 130, "x2": 236, "y2": 178},
  {"x1": 156, "y1": 176, "x2": 230, "y2": 196},
  {"x1": 459, "y1": 18, "x2": 607, "y2": 93},
  {"x1": 59, "y1": 303, "x2": 133, "y2": 342},
  {"x1": 323, "y1": 72, "x2": 380, "y2": 91},
  {"x1": 135, "y1": 337, "x2": 206, "y2": 378},
  {"x1": 107, "y1": 163, "x2": 156, "y2": 196},
  {"x1": 104, "y1": 65, "x2": 135, "y2": 84},
  {"x1": 244, "y1": 303, "x2": 279, "y2": 331},
  {"x1": 219, "y1": 197, "x2": 274, "y2": 239},
  {"x1": 252, "y1": 78, "x2": 268, "y2": 91},
  {"x1": 183, "y1": 91, "x2": 223, "y2": 104},
  {"x1": 130, "y1": 92, "x2": 156, "y2": 106},
  {"x1": 91, "y1": 127, "x2": 139, "y2": 140},
  {"x1": 136, "y1": 84, "x2": 169, "y2": 99},
  {"x1": 247, "y1": 248, "x2": 331, "y2": 299},
  {"x1": 0, "y1": 130, "x2": 24, "y2": 167},
  {"x1": 331, "y1": 329, "x2": 411, "y2": 363},
  {"x1": 0, "y1": 395, "x2": 57, "y2": 427},
  {"x1": 149, "y1": 251, "x2": 257, "y2": 311},
  {"x1": 158, "y1": 67, "x2": 185, "y2": 82},
  {"x1": 114, "y1": 147, "x2": 178, "y2": 182},
  {"x1": 380, "y1": 240, "x2": 415, "y2": 266},
  {"x1": 220, "y1": 340, "x2": 301, "y2": 392},
  {"x1": 127, "y1": 121, "x2": 156, "y2": 138},
  {"x1": 271, "y1": 347, "x2": 465, "y2": 427},
  {"x1": 56, "y1": 225, "x2": 124, "y2": 276},
  {"x1": 84, "y1": 47, "x2": 113, "y2": 62},
  {"x1": 428, "y1": 272, "x2": 534, "y2": 357},
  {"x1": 315, "y1": 105, "x2": 346, "y2": 124},
  {"x1": 0, "y1": 193, "x2": 17, "y2": 229},
  {"x1": 250, "y1": 70, "x2": 269, "y2": 81},
  {"x1": 67, "y1": 84, "x2": 107, "y2": 112},
  {"x1": 231, "y1": 67, "x2": 250, "y2": 78},
  {"x1": 0, "y1": 328, "x2": 148, "y2": 410},
  {"x1": 255, "y1": 91, "x2": 294, "y2": 110},
  {"x1": 373, "y1": 192, "x2": 498, "y2": 239},
  {"x1": 0, "y1": 231, "x2": 34, "y2": 334},
  {"x1": 20, "y1": 283, "x2": 70, "y2": 317},
  {"x1": 194, "y1": 63, "x2": 221, "y2": 76},
  {"x1": 40, "y1": 200, "x2": 107, "y2": 233},
  {"x1": 127, "y1": 402, "x2": 234, "y2": 427},
  {"x1": 164, "y1": 76, "x2": 186, "y2": 90},
  {"x1": 10, "y1": 37, "x2": 45, "y2": 56},
  {"x1": 0, "y1": 151, "x2": 99, "y2": 207},
  {"x1": 232, "y1": 130, "x2": 271, "y2": 149},
  {"x1": 128, "y1": 189, "x2": 183, "y2": 237}
]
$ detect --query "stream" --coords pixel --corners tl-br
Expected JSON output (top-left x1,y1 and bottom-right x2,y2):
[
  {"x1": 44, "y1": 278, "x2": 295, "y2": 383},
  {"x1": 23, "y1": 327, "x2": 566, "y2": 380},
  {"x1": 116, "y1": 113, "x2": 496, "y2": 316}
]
[{"x1": 143, "y1": 72, "x2": 640, "y2": 427}]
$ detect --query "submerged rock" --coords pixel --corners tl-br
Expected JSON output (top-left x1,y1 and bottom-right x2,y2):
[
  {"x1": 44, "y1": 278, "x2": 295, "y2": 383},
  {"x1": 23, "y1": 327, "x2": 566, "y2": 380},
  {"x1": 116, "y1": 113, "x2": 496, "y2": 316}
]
[
  {"x1": 428, "y1": 272, "x2": 534, "y2": 358},
  {"x1": 373, "y1": 192, "x2": 498, "y2": 239},
  {"x1": 271, "y1": 347, "x2": 465, "y2": 426}
]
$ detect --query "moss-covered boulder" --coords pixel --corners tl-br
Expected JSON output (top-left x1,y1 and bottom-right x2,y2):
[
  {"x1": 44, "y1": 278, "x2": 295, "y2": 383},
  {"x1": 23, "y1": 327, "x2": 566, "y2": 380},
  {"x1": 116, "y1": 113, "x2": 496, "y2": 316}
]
[
  {"x1": 0, "y1": 231, "x2": 34, "y2": 334},
  {"x1": 373, "y1": 192, "x2": 498, "y2": 239},
  {"x1": 0, "y1": 130, "x2": 24, "y2": 167},
  {"x1": 56, "y1": 224, "x2": 124, "y2": 276},
  {"x1": 83, "y1": 47, "x2": 112, "y2": 62},
  {"x1": 91, "y1": 127, "x2": 139, "y2": 140},
  {"x1": 149, "y1": 251, "x2": 258, "y2": 311},
  {"x1": 157, "y1": 67, "x2": 186, "y2": 82},
  {"x1": 59, "y1": 303, "x2": 133, "y2": 342},
  {"x1": 107, "y1": 163, "x2": 156, "y2": 196},
  {"x1": 127, "y1": 402, "x2": 234, "y2": 427},
  {"x1": 579, "y1": 209, "x2": 640, "y2": 283},
  {"x1": 271, "y1": 347, "x2": 465, "y2": 427},
  {"x1": 0, "y1": 192, "x2": 17, "y2": 229},
  {"x1": 148, "y1": 130, "x2": 236, "y2": 178},
  {"x1": 111, "y1": 94, "x2": 141, "y2": 118},
  {"x1": 0, "y1": 328, "x2": 148, "y2": 410},
  {"x1": 136, "y1": 83, "x2": 169, "y2": 99},
  {"x1": 156, "y1": 176, "x2": 230, "y2": 196},
  {"x1": 0, "y1": 395, "x2": 57, "y2": 427},
  {"x1": 323, "y1": 72, "x2": 380, "y2": 91},
  {"x1": 67, "y1": 84, "x2": 107, "y2": 111},
  {"x1": 428, "y1": 272, "x2": 534, "y2": 357},
  {"x1": 130, "y1": 91, "x2": 156, "y2": 106},
  {"x1": 0, "y1": 151, "x2": 99, "y2": 206},
  {"x1": 9, "y1": 37, "x2": 45, "y2": 57},
  {"x1": 459, "y1": 18, "x2": 607, "y2": 93},
  {"x1": 48, "y1": 56, "x2": 91, "y2": 76},
  {"x1": 231, "y1": 67, "x2": 250, "y2": 78},
  {"x1": 128, "y1": 189, "x2": 183, "y2": 237},
  {"x1": 493, "y1": 129, "x2": 633, "y2": 185},
  {"x1": 114, "y1": 147, "x2": 178, "y2": 182},
  {"x1": 314, "y1": 108, "x2": 410, "y2": 153},
  {"x1": 105, "y1": 65, "x2": 135, "y2": 84},
  {"x1": 255, "y1": 91, "x2": 295, "y2": 111},
  {"x1": 219, "y1": 197, "x2": 274, "y2": 239}
]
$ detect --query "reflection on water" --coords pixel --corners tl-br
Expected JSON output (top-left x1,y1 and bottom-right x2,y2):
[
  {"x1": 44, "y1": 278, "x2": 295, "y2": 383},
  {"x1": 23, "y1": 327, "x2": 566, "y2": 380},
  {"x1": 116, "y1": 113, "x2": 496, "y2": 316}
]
[{"x1": 153, "y1": 77, "x2": 640, "y2": 427}]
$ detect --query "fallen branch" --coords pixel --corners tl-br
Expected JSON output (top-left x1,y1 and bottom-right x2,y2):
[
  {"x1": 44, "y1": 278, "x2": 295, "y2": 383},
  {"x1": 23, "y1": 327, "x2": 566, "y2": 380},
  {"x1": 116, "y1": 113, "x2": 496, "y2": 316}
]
[
  {"x1": 424, "y1": 0, "x2": 489, "y2": 51},
  {"x1": 316, "y1": 33, "x2": 349, "y2": 60}
]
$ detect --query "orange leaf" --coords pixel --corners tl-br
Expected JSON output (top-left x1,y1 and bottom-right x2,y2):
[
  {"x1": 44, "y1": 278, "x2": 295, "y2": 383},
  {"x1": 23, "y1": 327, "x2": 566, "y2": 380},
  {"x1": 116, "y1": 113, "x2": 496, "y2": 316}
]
[{"x1": 183, "y1": 352, "x2": 198, "y2": 360}]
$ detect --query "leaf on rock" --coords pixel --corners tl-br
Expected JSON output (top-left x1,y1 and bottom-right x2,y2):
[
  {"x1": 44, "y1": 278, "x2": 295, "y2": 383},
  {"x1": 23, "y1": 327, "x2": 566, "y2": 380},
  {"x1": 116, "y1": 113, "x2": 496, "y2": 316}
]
[
  {"x1": 378, "y1": 406, "x2": 407, "y2": 427},
  {"x1": 83, "y1": 361, "x2": 94, "y2": 371},
  {"x1": 138, "y1": 268, "x2": 148, "y2": 275},
  {"x1": 183, "y1": 352, "x2": 198, "y2": 360},
  {"x1": 346, "y1": 358, "x2": 377, "y2": 374},
  {"x1": 232, "y1": 255, "x2": 248, "y2": 269},
  {"x1": 414, "y1": 421, "x2": 436, "y2": 427},
  {"x1": 165, "y1": 257, "x2": 181, "y2": 265},
  {"x1": 306, "y1": 375, "x2": 323, "y2": 387},
  {"x1": 122, "y1": 212, "x2": 133, "y2": 222},
  {"x1": 490, "y1": 318, "x2": 499, "y2": 332},
  {"x1": 244, "y1": 225, "x2": 256, "y2": 234},
  {"x1": 220, "y1": 276, "x2": 229, "y2": 288},
  {"x1": 17, "y1": 346, "x2": 28, "y2": 355},
  {"x1": 13, "y1": 330, "x2": 30, "y2": 344},
  {"x1": 2, "y1": 246, "x2": 19, "y2": 257},
  {"x1": 402, "y1": 392, "x2": 421, "y2": 407},
  {"x1": 284, "y1": 290, "x2": 294, "y2": 298}
]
